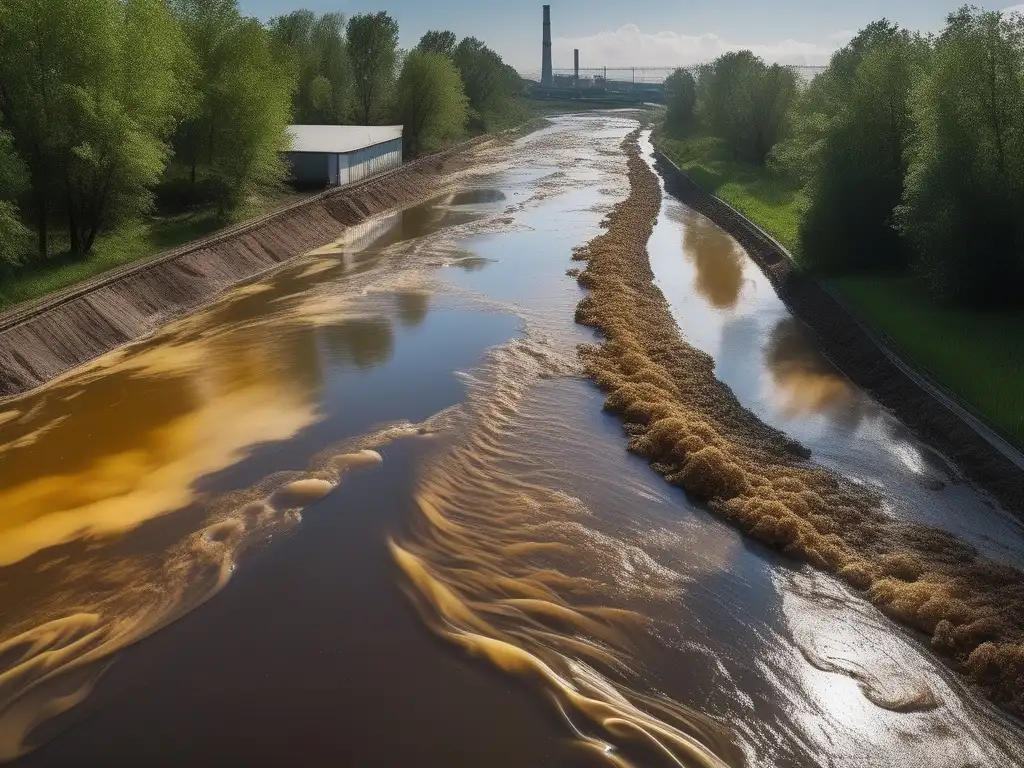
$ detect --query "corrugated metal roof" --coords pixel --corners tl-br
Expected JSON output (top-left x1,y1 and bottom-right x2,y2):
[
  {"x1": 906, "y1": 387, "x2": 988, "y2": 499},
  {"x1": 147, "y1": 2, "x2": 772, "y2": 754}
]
[{"x1": 286, "y1": 125, "x2": 403, "y2": 154}]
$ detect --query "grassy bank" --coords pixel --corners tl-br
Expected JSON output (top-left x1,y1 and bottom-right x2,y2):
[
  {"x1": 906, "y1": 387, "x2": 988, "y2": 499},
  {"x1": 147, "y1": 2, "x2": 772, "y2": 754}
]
[
  {"x1": 0, "y1": 192, "x2": 306, "y2": 312},
  {"x1": 655, "y1": 132, "x2": 804, "y2": 251},
  {"x1": 655, "y1": 130, "x2": 1024, "y2": 450},
  {"x1": 831, "y1": 276, "x2": 1024, "y2": 447}
]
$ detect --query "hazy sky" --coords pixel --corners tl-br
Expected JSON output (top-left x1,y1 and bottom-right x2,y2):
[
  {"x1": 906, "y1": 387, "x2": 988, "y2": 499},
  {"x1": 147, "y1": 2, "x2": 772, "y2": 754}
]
[{"x1": 239, "y1": 1, "x2": 1024, "y2": 72}]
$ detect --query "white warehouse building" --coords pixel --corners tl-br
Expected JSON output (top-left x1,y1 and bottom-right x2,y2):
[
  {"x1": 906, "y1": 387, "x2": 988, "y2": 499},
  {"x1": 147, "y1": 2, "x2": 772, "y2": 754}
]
[{"x1": 285, "y1": 125, "x2": 404, "y2": 189}]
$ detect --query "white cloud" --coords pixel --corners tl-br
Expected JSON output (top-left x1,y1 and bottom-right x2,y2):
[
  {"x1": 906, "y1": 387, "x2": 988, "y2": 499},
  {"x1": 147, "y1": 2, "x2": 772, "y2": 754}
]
[
  {"x1": 826, "y1": 30, "x2": 856, "y2": 44},
  {"x1": 1003, "y1": 4, "x2": 1024, "y2": 16},
  {"x1": 541, "y1": 24, "x2": 847, "y2": 72}
]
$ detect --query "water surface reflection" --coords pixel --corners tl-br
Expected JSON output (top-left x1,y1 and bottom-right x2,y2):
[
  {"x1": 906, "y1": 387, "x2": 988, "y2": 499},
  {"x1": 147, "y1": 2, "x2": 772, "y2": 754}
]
[{"x1": 681, "y1": 211, "x2": 745, "y2": 309}]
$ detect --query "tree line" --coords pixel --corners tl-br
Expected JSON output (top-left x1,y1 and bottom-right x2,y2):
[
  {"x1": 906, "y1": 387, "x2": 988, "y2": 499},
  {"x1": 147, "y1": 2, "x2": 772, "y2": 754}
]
[
  {"x1": 0, "y1": 0, "x2": 522, "y2": 274},
  {"x1": 663, "y1": 5, "x2": 1024, "y2": 308}
]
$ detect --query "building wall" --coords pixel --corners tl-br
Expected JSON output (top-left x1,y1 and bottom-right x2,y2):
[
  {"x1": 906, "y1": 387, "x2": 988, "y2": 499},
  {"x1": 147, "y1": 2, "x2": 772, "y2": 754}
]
[
  {"x1": 287, "y1": 137, "x2": 403, "y2": 189},
  {"x1": 287, "y1": 152, "x2": 330, "y2": 188},
  {"x1": 341, "y1": 138, "x2": 403, "y2": 185}
]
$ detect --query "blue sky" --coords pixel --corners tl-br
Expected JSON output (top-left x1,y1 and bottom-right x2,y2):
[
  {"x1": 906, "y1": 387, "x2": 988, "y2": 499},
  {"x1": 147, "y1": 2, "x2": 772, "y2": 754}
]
[{"x1": 239, "y1": 1, "x2": 1023, "y2": 71}]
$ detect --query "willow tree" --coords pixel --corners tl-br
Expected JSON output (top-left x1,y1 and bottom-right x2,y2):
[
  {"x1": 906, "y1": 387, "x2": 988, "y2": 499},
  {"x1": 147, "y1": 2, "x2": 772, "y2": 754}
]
[
  {"x1": 799, "y1": 25, "x2": 930, "y2": 271},
  {"x1": 898, "y1": 7, "x2": 1024, "y2": 305},
  {"x1": 395, "y1": 50, "x2": 468, "y2": 156},
  {"x1": 170, "y1": 0, "x2": 295, "y2": 213},
  {"x1": 346, "y1": 12, "x2": 400, "y2": 125},
  {"x1": 0, "y1": 0, "x2": 186, "y2": 256}
]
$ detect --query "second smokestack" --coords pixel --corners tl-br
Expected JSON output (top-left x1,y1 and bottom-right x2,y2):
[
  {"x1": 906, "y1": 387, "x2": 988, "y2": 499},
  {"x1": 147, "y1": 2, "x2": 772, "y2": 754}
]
[{"x1": 574, "y1": 48, "x2": 579, "y2": 87}]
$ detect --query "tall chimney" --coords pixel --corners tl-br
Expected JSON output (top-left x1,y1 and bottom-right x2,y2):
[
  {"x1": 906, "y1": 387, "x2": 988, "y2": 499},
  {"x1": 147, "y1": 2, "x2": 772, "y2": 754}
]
[
  {"x1": 574, "y1": 48, "x2": 579, "y2": 87},
  {"x1": 542, "y1": 5, "x2": 553, "y2": 87}
]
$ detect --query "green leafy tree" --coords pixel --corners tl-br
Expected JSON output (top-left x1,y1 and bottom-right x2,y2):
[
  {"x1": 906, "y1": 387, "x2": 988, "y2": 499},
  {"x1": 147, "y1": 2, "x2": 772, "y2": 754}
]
[
  {"x1": 453, "y1": 37, "x2": 521, "y2": 130},
  {"x1": 0, "y1": 0, "x2": 186, "y2": 256},
  {"x1": 417, "y1": 30, "x2": 457, "y2": 59},
  {"x1": 170, "y1": 0, "x2": 295, "y2": 213},
  {"x1": 898, "y1": 7, "x2": 1024, "y2": 305},
  {"x1": 697, "y1": 51, "x2": 797, "y2": 164},
  {"x1": 0, "y1": 130, "x2": 30, "y2": 266},
  {"x1": 771, "y1": 21, "x2": 906, "y2": 182},
  {"x1": 346, "y1": 12, "x2": 400, "y2": 125},
  {"x1": 799, "y1": 27, "x2": 930, "y2": 271},
  {"x1": 270, "y1": 10, "x2": 350, "y2": 124},
  {"x1": 664, "y1": 69, "x2": 697, "y2": 135},
  {"x1": 394, "y1": 50, "x2": 468, "y2": 156}
]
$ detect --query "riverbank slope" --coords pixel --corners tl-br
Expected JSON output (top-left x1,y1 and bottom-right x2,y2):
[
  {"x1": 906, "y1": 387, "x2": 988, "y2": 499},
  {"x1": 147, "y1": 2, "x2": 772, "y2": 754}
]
[{"x1": 0, "y1": 140, "x2": 492, "y2": 397}]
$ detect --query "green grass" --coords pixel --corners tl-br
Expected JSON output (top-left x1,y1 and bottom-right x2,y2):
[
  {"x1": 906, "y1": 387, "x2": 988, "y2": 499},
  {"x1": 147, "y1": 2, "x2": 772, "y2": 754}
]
[
  {"x1": 831, "y1": 275, "x2": 1024, "y2": 448},
  {"x1": 655, "y1": 132, "x2": 804, "y2": 253},
  {"x1": 0, "y1": 192, "x2": 303, "y2": 311},
  {"x1": 654, "y1": 126, "x2": 1024, "y2": 450}
]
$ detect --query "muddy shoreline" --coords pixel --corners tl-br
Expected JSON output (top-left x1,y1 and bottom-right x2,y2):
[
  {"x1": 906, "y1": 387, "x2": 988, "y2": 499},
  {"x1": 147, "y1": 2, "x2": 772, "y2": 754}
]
[
  {"x1": 0, "y1": 139, "x2": 493, "y2": 398},
  {"x1": 653, "y1": 151, "x2": 1024, "y2": 517}
]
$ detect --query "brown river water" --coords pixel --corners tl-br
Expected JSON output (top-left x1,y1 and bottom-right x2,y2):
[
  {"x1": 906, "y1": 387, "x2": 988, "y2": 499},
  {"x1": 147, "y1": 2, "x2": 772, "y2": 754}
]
[{"x1": 1, "y1": 115, "x2": 1023, "y2": 766}]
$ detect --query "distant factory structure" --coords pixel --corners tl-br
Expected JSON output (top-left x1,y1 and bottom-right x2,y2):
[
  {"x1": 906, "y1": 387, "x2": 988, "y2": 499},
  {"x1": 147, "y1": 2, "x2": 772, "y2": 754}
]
[{"x1": 533, "y1": 4, "x2": 664, "y2": 103}]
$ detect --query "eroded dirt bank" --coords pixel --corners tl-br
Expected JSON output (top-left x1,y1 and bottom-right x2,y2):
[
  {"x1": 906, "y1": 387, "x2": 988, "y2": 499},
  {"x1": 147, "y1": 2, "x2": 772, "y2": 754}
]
[
  {"x1": 0, "y1": 142, "x2": 488, "y2": 397},
  {"x1": 654, "y1": 152, "x2": 1024, "y2": 517},
  {"x1": 574, "y1": 130, "x2": 1024, "y2": 718}
]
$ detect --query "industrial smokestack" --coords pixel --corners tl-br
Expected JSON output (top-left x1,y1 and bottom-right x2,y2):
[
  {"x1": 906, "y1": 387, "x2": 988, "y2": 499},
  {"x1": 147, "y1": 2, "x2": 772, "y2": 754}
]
[
  {"x1": 542, "y1": 5, "x2": 553, "y2": 87},
  {"x1": 574, "y1": 48, "x2": 579, "y2": 87}
]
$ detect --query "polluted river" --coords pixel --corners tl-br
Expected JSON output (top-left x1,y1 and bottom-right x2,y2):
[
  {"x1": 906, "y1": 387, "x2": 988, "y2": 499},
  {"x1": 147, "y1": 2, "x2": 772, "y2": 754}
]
[{"x1": 1, "y1": 114, "x2": 1024, "y2": 767}]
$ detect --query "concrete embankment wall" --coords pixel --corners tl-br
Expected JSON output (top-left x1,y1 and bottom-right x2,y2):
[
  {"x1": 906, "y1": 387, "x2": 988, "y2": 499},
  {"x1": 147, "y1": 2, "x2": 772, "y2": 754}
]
[
  {"x1": 654, "y1": 151, "x2": 1024, "y2": 515},
  {"x1": 0, "y1": 143, "x2": 480, "y2": 398}
]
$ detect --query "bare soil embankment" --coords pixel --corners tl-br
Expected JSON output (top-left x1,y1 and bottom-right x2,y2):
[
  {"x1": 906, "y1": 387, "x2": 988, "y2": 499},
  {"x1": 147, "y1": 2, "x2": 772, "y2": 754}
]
[
  {"x1": 653, "y1": 152, "x2": 1024, "y2": 518},
  {"x1": 0, "y1": 141, "x2": 488, "y2": 397},
  {"x1": 574, "y1": 129, "x2": 1024, "y2": 720}
]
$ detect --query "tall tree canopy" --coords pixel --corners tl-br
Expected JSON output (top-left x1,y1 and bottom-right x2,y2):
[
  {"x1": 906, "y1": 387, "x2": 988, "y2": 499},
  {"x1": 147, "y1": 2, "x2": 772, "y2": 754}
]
[
  {"x1": 0, "y1": 0, "x2": 186, "y2": 255},
  {"x1": 0, "y1": 131, "x2": 29, "y2": 265},
  {"x1": 697, "y1": 51, "x2": 797, "y2": 164},
  {"x1": 394, "y1": 51, "x2": 468, "y2": 156},
  {"x1": 269, "y1": 10, "x2": 350, "y2": 124},
  {"x1": 798, "y1": 25, "x2": 930, "y2": 271},
  {"x1": 416, "y1": 30, "x2": 457, "y2": 59},
  {"x1": 664, "y1": 69, "x2": 698, "y2": 135},
  {"x1": 346, "y1": 12, "x2": 400, "y2": 125},
  {"x1": 170, "y1": 0, "x2": 295, "y2": 213},
  {"x1": 898, "y1": 7, "x2": 1024, "y2": 305},
  {"x1": 453, "y1": 37, "x2": 521, "y2": 130}
]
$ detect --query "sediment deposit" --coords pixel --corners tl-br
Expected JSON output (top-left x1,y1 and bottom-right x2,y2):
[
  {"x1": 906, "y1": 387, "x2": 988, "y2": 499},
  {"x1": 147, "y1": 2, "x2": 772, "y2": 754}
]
[{"x1": 574, "y1": 130, "x2": 1024, "y2": 718}]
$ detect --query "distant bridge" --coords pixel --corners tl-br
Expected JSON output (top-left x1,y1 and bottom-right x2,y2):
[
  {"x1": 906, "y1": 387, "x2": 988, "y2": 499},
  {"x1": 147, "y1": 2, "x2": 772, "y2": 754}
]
[{"x1": 519, "y1": 64, "x2": 826, "y2": 86}]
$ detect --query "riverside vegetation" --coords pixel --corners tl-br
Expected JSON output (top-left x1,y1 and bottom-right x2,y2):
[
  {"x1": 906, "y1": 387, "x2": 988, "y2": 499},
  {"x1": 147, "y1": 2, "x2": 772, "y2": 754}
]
[
  {"x1": 0, "y1": 0, "x2": 525, "y2": 308},
  {"x1": 656, "y1": 7, "x2": 1024, "y2": 448}
]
